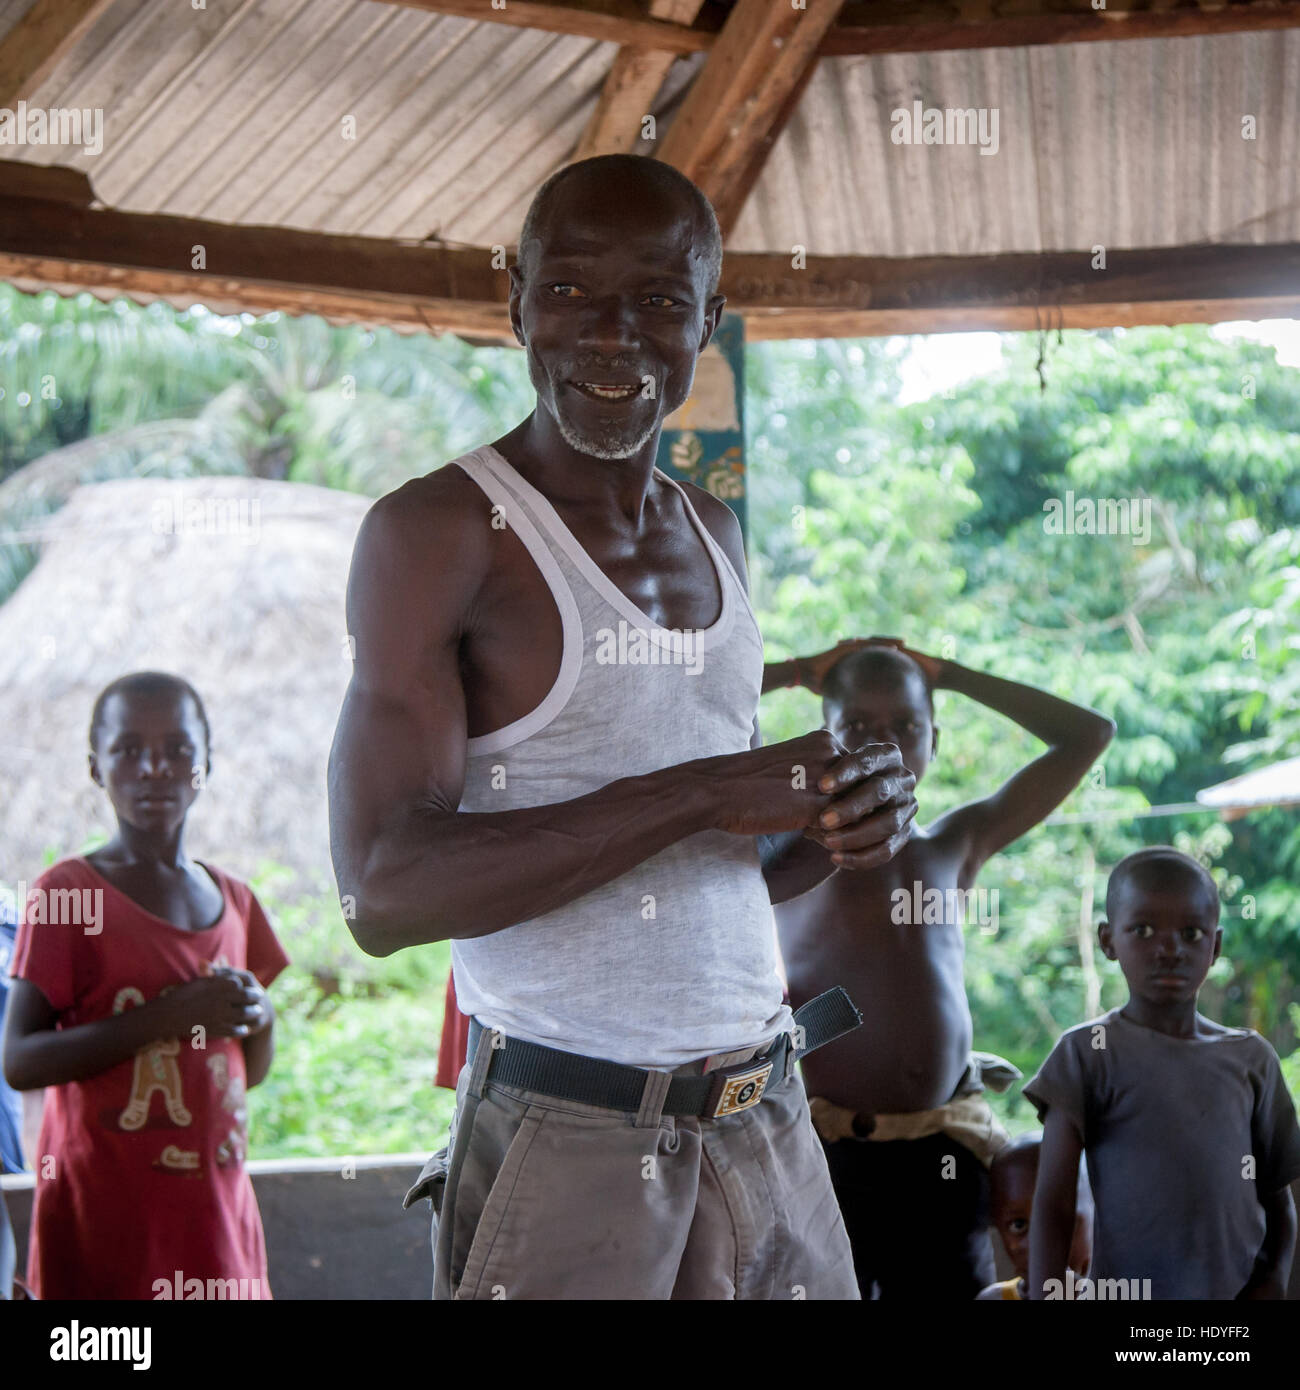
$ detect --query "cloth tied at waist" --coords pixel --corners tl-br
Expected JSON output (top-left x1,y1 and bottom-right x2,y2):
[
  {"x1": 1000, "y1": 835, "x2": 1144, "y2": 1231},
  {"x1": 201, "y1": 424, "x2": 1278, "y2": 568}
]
[{"x1": 808, "y1": 1051, "x2": 1022, "y2": 1167}]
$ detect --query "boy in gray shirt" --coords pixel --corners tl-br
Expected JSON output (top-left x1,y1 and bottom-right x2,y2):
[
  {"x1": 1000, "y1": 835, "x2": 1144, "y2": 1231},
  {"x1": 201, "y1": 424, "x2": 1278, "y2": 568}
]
[{"x1": 1025, "y1": 846, "x2": 1300, "y2": 1300}]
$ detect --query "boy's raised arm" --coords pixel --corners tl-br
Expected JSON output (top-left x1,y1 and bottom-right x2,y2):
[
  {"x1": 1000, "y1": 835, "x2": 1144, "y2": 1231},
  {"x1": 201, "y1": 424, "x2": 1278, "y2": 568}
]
[
  {"x1": 925, "y1": 658, "x2": 1115, "y2": 877},
  {"x1": 1028, "y1": 1106, "x2": 1084, "y2": 1300}
]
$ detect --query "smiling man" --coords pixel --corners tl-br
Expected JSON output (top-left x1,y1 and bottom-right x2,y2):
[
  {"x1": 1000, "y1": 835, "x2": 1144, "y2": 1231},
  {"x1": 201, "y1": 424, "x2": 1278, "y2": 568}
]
[{"x1": 326, "y1": 155, "x2": 918, "y2": 1300}]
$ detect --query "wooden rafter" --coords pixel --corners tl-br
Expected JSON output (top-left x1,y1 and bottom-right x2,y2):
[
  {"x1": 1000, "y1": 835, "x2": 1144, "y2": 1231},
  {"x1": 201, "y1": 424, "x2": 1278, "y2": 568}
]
[
  {"x1": 573, "y1": 0, "x2": 704, "y2": 161},
  {"x1": 0, "y1": 163, "x2": 507, "y2": 337},
  {"x1": 391, "y1": 0, "x2": 1300, "y2": 57},
  {"x1": 390, "y1": 0, "x2": 710, "y2": 52},
  {"x1": 0, "y1": 0, "x2": 117, "y2": 107},
  {"x1": 732, "y1": 242, "x2": 1300, "y2": 336},
  {"x1": 657, "y1": 0, "x2": 844, "y2": 238},
  {"x1": 709, "y1": 51, "x2": 822, "y2": 240},
  {"x1": 2, "y1": 165, "x2": 1297, "y2": 343},
  {"x1": 824, "y1": 0, "x2": 1300, "y2": 55}
]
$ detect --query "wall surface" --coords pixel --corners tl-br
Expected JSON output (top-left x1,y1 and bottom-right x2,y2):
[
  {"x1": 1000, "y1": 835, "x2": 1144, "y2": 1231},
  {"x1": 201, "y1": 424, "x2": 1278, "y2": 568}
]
[
  {"x1": 3, "y1": 1155, "x2": 434, "y2": 1301},
  {"x1": 5, "y1": 1165, "x2": 1300, "y2": 1300}
]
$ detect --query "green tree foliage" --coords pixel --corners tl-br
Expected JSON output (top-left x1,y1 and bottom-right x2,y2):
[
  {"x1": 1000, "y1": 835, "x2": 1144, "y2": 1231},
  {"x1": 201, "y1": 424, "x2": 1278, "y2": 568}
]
[
  {"x1": 0, "y1": 289, "x2": 533, "y2": 599},
  {"x1": 7, "y1": 298, "x2": 1298, "y2": 1154},
  {"x1": 0, "y1": 289, "x2": 250, "y2": 474},
  {"x1": 750, "y1": 326, "x2": 1300, "y2": 1122},
  {"x1": 0, "y1": 288, "x2": 535, "y2": 490}
]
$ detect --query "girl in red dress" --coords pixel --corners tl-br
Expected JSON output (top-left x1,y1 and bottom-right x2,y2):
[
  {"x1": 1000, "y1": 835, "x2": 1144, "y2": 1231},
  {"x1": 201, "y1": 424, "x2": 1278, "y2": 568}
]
[{"x1": 3, "y1": 672, "x2": 288, "y2": 1299}]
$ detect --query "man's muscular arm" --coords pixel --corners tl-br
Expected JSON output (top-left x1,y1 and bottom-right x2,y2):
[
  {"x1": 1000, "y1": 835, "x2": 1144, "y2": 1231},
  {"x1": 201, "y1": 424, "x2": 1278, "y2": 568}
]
[{"x1": 327, "y1": 475, "x2": 850, "y2": 955}]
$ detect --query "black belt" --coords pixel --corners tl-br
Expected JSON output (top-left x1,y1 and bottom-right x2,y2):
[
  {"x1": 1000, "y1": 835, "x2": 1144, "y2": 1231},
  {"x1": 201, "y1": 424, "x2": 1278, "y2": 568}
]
[{"x1": 465, "y1": 987, "x2": 862, "y2": 1120}]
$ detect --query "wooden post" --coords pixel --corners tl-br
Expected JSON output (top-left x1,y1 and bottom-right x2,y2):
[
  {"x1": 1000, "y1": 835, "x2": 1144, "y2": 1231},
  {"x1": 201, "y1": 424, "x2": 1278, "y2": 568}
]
[{"x1": 655, "y1": 312, "x2": 747, "y2": 544}]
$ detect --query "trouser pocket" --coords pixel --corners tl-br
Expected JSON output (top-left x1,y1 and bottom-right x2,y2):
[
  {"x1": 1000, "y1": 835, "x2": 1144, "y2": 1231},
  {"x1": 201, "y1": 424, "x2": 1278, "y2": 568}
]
[{"x1": 404, "y1": 1147, "x2": 450, "y2": 1216}]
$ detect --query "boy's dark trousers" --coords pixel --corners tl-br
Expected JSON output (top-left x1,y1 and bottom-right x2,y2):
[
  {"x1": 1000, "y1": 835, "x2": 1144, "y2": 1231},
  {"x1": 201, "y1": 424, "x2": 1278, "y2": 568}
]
[{"x1": 821, "y1": 1130, "x2": 996, "y2": 1299}]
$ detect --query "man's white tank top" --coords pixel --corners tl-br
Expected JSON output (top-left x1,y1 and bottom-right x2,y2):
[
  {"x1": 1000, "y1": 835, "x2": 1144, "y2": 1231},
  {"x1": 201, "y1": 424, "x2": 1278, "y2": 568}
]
[{"x1": 448, "y1": 445, "x2": 791, "y2": 1068}]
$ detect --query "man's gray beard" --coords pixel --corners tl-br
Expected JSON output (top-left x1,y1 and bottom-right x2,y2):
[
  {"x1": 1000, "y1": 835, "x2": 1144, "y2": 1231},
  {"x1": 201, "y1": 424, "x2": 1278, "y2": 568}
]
[{"x1": 553, "y1": 403, "x2": 658, "y2": 461}]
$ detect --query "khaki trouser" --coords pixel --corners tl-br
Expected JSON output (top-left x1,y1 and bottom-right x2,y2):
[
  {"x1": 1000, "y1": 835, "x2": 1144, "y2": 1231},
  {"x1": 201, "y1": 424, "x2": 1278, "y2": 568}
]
[{"x1": 405, "y1": 1028, "x2": 860, "y2": 1300}]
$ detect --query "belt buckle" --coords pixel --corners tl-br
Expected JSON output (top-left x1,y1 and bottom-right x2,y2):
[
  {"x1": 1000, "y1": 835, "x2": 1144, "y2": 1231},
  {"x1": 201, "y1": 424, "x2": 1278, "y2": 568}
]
[{"x1": 707, "y1": 1059, "x2": 774, "y2": 1118}]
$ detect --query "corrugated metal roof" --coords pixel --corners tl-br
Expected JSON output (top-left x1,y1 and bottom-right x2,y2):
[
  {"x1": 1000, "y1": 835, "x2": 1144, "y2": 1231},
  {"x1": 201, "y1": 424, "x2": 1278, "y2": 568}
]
[
  {"x1": 1, "y1": 0, "x2": 622, "y2": 243},
  {"x1": 1, "y1": 0, "x2": 1297, "y2": 259},
  {"x1": 1198, "y1": 755, "x2": 1300, "y2": 815},
  {"x1": 732, "y1": 31, "x2": 1300, "y2": 255}
]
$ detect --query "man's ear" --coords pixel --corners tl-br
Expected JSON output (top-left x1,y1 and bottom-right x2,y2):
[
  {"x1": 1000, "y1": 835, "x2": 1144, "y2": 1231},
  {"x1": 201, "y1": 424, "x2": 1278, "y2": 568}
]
[
  {"x1": 931, "y1": 723, "x2": 940, "y2": 758},
  {"x1": 698, "y1": 293, "x2": 726, "y2": 353},
  {"x1": 507, "y1": 263, "x2": 527, "y2": 348},
  {"x1": 1097, "y1": 918, "x2": 1115, "y2": 959},
  {"x1": 87, "y1": 752, "x2": 103, "y2": 788},
  {"x1": 1211, "y1": 927, "x2": 1223, "y2": 966}
]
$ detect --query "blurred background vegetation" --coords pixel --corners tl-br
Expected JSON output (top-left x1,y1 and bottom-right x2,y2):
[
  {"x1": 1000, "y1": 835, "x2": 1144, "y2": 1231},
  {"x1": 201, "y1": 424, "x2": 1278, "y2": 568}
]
[{"x1": 4, "y1": 287, "x2": 1298, "y2": 1152}]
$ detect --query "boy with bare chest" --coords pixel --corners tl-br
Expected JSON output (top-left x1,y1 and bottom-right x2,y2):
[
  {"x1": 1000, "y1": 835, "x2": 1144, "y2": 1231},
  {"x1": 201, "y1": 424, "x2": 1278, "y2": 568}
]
[{"x1": 774, "y1": 639, "x2": 1114, "y2": 1298}]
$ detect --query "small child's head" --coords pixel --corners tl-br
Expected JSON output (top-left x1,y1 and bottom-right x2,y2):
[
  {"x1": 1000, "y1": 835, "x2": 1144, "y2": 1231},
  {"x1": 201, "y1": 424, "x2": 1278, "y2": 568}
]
[
  {"x1": 88, "y1": 672, "x2": 212, "y2": 835},
  {"x1": 1099, "y1": 847, "x2": 1221, "y2": 1009},
  {"x1": 821, "y1": 646, "x2": 937, "y2": 781},
  {"x1": 990, "y1": 1134, "x2": 1093, "y2": 1280}
]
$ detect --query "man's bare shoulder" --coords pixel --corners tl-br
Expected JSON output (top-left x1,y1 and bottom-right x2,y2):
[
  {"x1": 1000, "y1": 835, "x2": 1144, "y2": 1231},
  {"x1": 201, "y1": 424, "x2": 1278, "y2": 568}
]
[
  {"x1": 345, "y1": 462, "x2": 504, "y2": 648},
  {"x1": 677, "y1": 478, "x2": 740, "y2": 538},
  {"x1": 368, "y1": 461, "x2": 488, "y2": 529},
  {"x1": 675, "y1": 479, "x2": 747, "y2": 583},
  {"x1": 358, "y1": 463, "x2": 495, "y2": 573}
]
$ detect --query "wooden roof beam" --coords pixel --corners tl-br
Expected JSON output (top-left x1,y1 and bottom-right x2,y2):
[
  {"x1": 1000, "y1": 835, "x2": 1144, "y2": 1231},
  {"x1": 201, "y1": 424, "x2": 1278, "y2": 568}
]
[
  {"x1": 825, "y1": 0, "x2": 1300, "y2": 56},
  {"x1": 573, "y1": 0, "x2": 704, "y2": 160},
  {"x1": 390, "y1": 0, "x2": 1300, "y2": 57},
  {"x1": 657, "y1": 0, "x2": 845, "y2": 237},
  {"x1": 732, "y1": 242, "x2": 1300, "y2": 335},
  {"x1": 390, "y1": 0, "x2": 710, "y2": 52},
  {"x1": 0, "y1": 0, "x2": 117, "y2": 106},
  {"x1": 0, "y1": 161, "x2": 510, "y2": 338},
  {"x1": 705, "y1": 51, "x2": 822, "y2": 241},
  {"x1": 2, "y1": 164, "x2": 1297, "y2": 342}
]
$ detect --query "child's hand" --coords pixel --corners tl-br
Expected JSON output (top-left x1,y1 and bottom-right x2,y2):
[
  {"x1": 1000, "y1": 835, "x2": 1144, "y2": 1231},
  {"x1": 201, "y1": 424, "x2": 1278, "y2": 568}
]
[
  {"x1": 794, "y1": 639, "x2": 873, "y2": 693},
  {"x1": 861, "y1": 635, "x2": 946, "y2": 686},
  {"x1": 157, "y1": 973, "x2": 265, "y2": 1041},
  {"x1": 208, "y1": 967, "x2": 274, "y2": 1037}
]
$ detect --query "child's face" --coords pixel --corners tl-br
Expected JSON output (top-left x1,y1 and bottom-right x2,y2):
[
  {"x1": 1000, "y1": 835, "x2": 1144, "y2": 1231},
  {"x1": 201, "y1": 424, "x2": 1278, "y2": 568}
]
[
  {"x1": 993, "y1": 1158, "x2": 1093, "y2": 1280},
  {"x1": 990, "y1": 1163, "x2": 1035, "y2": 1277},
  {"x1": 1098, "y1": 872, "x2": 1221, "y2": 1009},
  {"x1": 89, "y1": 691, "x2": 208, "y2": 835},
  {"x1": 825, "y1": 672, "x2": 936, "y2": 783}
]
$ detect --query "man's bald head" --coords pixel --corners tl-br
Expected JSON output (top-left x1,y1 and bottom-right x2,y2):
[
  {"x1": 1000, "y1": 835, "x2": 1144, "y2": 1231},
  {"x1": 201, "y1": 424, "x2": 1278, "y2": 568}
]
[{"x1": 517, "y1": 155, "x2": 723, "y2": 298}]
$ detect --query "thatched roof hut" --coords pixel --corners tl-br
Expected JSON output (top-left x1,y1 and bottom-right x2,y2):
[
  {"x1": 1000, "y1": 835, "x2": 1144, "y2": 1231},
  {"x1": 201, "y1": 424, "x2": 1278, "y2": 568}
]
[{"x1": 0, "y1": 476, "x2": 370, "y2": 900}]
